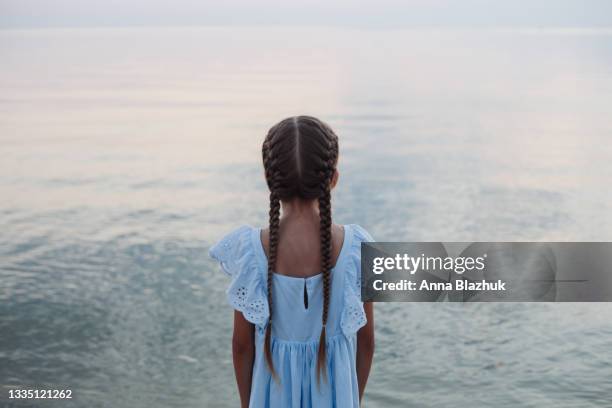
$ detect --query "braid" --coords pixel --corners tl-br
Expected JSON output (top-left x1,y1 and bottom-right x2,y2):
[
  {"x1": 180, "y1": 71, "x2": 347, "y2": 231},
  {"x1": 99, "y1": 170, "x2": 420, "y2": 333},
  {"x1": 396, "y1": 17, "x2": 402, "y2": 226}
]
[
  {"x1": 316, "y1": 139, "x2": 337, "y2": 384},
  {"x1": 262, "y1": 135, "x2": 280, "y2": 380},
  {"x1": 265, "y1": 189, "x2": 280, "y2": 381}
]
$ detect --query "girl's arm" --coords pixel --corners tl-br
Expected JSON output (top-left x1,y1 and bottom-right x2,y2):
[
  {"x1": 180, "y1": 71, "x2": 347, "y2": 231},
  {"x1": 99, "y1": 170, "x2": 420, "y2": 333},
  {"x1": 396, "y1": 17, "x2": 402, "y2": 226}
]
[
  {"x1": 356, "y1": 302, "x2": 375, "y2": 403},
  {"x1": 232, "y1": 310, "x2": 255, "y2": 408}
]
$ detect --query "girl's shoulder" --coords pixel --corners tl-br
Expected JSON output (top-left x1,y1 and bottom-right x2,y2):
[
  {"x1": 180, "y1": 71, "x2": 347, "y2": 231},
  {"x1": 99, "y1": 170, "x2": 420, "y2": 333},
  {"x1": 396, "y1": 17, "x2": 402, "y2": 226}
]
[
  {"x1": 341, "y1": 223, "x2": 375, "y2": 275},
  {"x1": 208, "y1": 225, "x2": 261, "y2": 277},
  {"x1": 338, "y1": 223, "x2": 375, "y2": 270},
  {"x1": 345, "y1": 223, "x2": 374, "y2": 243}
]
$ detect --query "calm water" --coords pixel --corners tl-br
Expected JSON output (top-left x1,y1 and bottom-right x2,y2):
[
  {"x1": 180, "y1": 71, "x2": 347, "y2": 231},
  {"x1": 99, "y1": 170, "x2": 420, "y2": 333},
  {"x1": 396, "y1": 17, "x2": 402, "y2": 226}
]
[{"x1": 1, "y1": 27, "x2": 612, "y2": 407}]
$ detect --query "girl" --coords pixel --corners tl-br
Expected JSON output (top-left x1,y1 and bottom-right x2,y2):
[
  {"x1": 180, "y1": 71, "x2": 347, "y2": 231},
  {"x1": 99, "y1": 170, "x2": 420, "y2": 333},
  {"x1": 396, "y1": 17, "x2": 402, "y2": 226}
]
[{"x1": 209, "y1": 116, "x2": 375, "y2": 408}]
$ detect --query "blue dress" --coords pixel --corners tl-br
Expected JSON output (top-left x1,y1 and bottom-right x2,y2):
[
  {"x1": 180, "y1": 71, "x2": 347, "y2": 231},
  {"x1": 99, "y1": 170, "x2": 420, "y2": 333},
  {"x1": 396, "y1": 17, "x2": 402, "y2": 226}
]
[{"x1": 209, "y1": 224, "x2": 373, "y2": 408}]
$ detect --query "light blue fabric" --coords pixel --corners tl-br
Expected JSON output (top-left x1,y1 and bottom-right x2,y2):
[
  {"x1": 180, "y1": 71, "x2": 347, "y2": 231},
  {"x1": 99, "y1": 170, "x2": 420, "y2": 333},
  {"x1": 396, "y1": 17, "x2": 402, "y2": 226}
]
[{"x1": 209, "y1": 224, "x2": 373, "y2": 408}]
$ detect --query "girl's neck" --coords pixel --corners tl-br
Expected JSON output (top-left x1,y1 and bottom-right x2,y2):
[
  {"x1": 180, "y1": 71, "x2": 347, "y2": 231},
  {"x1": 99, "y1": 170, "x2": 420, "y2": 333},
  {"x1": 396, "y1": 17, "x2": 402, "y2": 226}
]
[{"x1": 280, "y1": 198, "x2": 319, "y2": 222}]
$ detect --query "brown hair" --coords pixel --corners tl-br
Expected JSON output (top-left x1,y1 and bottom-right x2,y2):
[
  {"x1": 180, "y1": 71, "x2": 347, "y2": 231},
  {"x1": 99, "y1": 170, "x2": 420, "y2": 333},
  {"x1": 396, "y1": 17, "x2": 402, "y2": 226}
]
[{"x1": 261, "y1": 115, "x2": 339, "y2": 383}]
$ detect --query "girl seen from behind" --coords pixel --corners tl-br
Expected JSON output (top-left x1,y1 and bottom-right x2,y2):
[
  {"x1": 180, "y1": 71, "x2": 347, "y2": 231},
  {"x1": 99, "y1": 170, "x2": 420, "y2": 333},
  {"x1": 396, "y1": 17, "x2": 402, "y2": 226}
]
[{"x1": 210, "y1": 116, "x2": 375, "y2": 407}]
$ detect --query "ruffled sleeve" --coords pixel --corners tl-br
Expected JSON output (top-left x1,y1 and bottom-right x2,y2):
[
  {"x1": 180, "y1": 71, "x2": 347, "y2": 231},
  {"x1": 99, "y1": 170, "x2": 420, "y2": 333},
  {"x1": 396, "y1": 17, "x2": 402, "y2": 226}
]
[
  {"x1": 340, "y1": 224, "x2": 374, "y2": 338},
  {"x1": 208, "y1": 226, "x2": 269, "y2": 328}
]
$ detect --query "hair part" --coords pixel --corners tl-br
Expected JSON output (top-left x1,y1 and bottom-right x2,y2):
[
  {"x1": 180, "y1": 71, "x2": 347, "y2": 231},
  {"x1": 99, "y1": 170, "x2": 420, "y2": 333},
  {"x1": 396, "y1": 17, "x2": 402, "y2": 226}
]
[{"x1": 261, "y1": 115, "x2": 339, "y2": 384}]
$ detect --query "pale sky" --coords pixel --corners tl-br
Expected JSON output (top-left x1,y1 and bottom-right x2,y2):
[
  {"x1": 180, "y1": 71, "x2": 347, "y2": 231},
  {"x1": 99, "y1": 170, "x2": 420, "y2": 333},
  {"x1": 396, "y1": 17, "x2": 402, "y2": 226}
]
[{"x1": 1, "y1": 0, "x2": 611, "y2": 28}]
